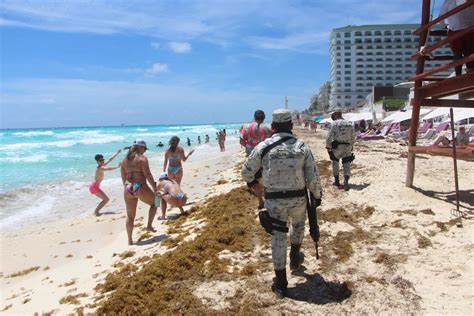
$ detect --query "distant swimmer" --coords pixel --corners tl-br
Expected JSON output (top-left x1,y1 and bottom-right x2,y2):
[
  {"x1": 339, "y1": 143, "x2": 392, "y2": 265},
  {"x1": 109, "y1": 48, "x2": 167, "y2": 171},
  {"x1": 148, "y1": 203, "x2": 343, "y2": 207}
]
[
  {"x1": 205, "y1": 134, "x2": 210, "y2": 143},
  {"x1": 218, "y1": 129, "x2": 226, "y2": 152},
  {"x1": 89, "y1": 149, "x2": 122, "y2": 216},
  {"x1": 121, "y1": 140, "x2": 158, "y2": 245},
  {"x1": 187, "y1": 137, "x2": 192, "y2": 146},
  {"x1": 157, "y1": 141, "x2": 164, "y2": 147},
  {"x1": 163, "y1": 136, "x2": 194, "y2": 185},
  {"x1": 156, "y1": 172, "x2": 188, "y2": 220},
  {"x1": 197, "y1": 136, "x2": 201, "y2": 144}
]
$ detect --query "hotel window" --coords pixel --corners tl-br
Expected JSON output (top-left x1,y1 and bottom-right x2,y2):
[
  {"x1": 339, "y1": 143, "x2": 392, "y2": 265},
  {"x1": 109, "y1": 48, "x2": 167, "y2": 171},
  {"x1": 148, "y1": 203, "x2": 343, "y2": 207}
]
[
  {"x1": 345, "y1": 32, "x2": 351, "y2": 37},
  {"x1": 345, "y1": 102, "x2": 351, "y2": 106},
  {"x1": 345, "y1": 52, "x2": 351, "y2": 56},
  {"x1": 345, "y1": 77, "x2": 351, "y2": 80},
  {"x1": 344, "y1": 46, "x2": 350, "y2": 49},
  {"x1": 384, "y1": 30, "x2": 392, "y2": 36},
  {"x1": 344, "y1": 58, "x2": 351, "y2": 62},
  {"x1": 374, "y1": 31, "x2": 382, "y2": 36},
  {"x1": 344, "y1": 40, "x2": 351, "y2": 44},
  {"x1": 357, "y1": 95, "x2": 365, "y2": 99},
  {"x1": 364, "y1": 31, "x2": 372, "y2": 36},
  {"x1": 345, "y1": 83, "x2": 351, "y2": 87},
  {"x1": 394, "y1": 30, "x2": 402, "y2": 35},
  {"x1": 404, "y1": 30, "x2": 411, "y2": 35}
]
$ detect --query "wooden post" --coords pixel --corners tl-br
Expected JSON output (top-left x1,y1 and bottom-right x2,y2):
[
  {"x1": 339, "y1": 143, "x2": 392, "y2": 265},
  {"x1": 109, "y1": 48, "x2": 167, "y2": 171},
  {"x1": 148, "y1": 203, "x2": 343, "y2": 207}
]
[
  {"x1": 449, "y1": 108, "x2": 460, "y2": 213},
  {"x1": 406, "y1": 0, "x2": 431, "y2": 188}
]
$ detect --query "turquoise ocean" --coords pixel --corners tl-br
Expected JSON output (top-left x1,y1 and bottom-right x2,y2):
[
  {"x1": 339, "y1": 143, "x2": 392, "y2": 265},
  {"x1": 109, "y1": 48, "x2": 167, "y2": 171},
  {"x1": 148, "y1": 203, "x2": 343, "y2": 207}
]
[{"x1": 0, "y1": 123, "x2": 241, "y2": 230}]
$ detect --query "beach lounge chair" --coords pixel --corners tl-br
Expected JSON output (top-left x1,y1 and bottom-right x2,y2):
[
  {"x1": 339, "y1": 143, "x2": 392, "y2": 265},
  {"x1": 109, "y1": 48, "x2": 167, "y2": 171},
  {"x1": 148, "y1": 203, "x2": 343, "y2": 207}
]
[
  {"x1": 417, "y1": 121, "x2": 433, "y2": 134},
  {"x1": 360, "y1": 123, "x2": 393, "y2": 141}
]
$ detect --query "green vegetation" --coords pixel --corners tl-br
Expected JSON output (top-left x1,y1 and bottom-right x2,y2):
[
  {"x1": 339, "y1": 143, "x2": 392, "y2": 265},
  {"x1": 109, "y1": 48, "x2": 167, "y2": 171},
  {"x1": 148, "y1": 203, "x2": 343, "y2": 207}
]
[{"x1": 377, "y1": 98, "x2": 407, "y2": 111}]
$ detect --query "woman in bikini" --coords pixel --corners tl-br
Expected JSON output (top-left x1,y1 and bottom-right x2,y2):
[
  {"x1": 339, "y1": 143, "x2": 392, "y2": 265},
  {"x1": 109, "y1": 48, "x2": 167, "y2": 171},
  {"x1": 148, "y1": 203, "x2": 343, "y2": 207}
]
[
  {"x1": 163, "y1": 136, "x2": 194, "y2": 185},
  {"x1": 89, "y1": 149, "x2": 121, "y2": 216},
  {"x1": 156, "y1": 172, "x2": 188, "y2": 220},
  {"x1": 121, "y1": 140, "x2": 158, "y2": 245}
]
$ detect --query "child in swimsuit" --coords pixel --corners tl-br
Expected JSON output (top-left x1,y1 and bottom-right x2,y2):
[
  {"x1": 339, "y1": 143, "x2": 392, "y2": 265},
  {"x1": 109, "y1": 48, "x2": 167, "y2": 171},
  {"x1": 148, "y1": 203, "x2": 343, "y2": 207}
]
[
  {"x1": 156, "y1": 172, "x2": 188, "y2": 220},
  {"x1": 163, "y1": 136, "x2": 194, "y2": 185},
  {"x1": 89, "y1": 150, "x2": 122, "y2": 216}
]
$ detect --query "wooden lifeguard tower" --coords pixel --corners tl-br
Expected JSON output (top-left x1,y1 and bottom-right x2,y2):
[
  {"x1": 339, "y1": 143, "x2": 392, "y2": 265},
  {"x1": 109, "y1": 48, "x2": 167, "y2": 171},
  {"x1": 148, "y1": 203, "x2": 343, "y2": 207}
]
[{"x1": 406, "y1": 0, "x2": 474, "y2": 190}]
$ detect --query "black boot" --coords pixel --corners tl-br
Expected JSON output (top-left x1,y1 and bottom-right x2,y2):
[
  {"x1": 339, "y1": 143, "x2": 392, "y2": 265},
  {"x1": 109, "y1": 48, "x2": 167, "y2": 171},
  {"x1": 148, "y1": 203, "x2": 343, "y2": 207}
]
[
  {"x1": 333, "y1": 176, "x2": 340, "y2": 187},
  {"x1": 290, "y1": 244, "x2": 303, "y2": 271},
  {"x1": 271, "y1": 269, "x2": 288, "y2": 298},
  {"x1": 344, "y1": 175, "x2": 350, "y2": 191}
]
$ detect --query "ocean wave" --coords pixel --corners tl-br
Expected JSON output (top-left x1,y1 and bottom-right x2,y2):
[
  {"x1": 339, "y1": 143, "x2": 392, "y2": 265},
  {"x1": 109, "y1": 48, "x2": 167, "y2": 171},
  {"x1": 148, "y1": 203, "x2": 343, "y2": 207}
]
[
  {"x1": 55, "y1": 130, "x2": 102, "y2": 139},
  {"x1": 0, "y1": 154, "x2": 48, "y2": 163},
  {"x1": 12, "y1": 130, "x2": 54, "y2": 137},
  {"x1": 136, "y1": 128, "x2": 148, "y2": 131},
  {"x1": 0, "y1": 134, "x2": 125, "y2": 151},
  {"x1": 0, "y1": 195, "x2": 56, "y2": 229}
]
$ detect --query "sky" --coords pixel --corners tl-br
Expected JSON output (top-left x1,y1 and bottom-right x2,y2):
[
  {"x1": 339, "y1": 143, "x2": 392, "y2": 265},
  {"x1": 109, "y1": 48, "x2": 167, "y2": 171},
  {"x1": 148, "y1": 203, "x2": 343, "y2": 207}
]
[{"x1": 0, "y1": 0, "x2": 437, "y2": 128}]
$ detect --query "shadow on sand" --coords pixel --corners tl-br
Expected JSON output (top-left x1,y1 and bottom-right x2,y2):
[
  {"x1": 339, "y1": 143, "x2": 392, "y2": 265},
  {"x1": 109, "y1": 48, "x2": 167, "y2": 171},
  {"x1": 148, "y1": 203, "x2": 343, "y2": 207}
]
[
  {"x1": 287, "y1": 270, "x2": 352, "y2": 304},
  {"x1": 136, "y1": 234, "x2": 168, "y2": 246},
  {"x1": 412, "y1": 187, "x2": 474, "y2": 211},
  {"x1": 349, "y1": 183, "x2": 370, "y2": 191}
]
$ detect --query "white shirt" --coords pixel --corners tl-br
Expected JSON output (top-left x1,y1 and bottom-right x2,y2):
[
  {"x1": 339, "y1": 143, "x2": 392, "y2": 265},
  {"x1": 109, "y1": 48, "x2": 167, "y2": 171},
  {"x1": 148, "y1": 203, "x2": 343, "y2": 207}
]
[{"x1": 439, "y1": 0, "x2": 474, "y2": 31}]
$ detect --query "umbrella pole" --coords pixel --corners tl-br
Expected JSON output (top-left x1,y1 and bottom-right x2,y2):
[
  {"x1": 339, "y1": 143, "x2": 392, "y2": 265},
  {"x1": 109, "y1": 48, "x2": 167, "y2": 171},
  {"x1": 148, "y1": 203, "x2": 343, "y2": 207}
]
[{"x1": 449, "y1": 108, "x2": 462, "y2": 219}]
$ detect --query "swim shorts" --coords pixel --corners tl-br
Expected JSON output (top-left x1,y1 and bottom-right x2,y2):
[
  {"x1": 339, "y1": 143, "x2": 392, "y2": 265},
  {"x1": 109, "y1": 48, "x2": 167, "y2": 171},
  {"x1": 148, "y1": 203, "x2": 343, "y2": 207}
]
[{"x1": 89, "y1": 182, "x2": 101, "y2": 194}]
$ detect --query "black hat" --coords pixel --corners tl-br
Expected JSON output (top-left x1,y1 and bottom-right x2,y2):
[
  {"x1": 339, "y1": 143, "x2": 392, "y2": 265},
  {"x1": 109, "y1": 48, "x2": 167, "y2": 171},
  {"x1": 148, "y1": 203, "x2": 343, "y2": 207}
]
[{"x1": 254, "y1": 110, "x2": 265, "y2": 120}]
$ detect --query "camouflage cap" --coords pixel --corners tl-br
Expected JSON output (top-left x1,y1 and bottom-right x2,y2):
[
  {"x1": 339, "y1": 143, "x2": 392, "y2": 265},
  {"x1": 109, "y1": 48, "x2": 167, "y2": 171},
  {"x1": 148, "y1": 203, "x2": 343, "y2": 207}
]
[{"x1": 272, "y1": 109, "x2": 292, "y2": 123}]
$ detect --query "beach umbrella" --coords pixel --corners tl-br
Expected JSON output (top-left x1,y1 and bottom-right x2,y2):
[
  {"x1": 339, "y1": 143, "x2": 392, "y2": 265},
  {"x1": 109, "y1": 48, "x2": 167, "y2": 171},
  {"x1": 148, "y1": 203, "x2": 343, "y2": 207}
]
[
  {"x1": 313, "y1": 115, "x2": 324, "y2": 122},
  {"x1": 422, "y1": 108, "x2": 450, "y2": 121},
  {"x1": 442, "y1": 108, "x2": 474, "y2": 123},
  {"x1": 346, "y1": 112, "x2": 374, "y2": 122},
  {"x1": 382, "y1": 109, "x2": 430, "y2": 123},
  {"x1": 320, "y1": 118, "x2": 333, "y2": 124}
]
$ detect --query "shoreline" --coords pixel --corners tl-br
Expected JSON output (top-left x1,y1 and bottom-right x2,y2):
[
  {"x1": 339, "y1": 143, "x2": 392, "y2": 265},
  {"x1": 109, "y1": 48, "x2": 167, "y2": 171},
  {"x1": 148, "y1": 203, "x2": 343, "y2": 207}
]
[
  {"x1": 0, "y1": 135, "x2": 240, "y2": 232},
  {"x1": 0, "y1": 139, "x2": 244, "y2": 314}
]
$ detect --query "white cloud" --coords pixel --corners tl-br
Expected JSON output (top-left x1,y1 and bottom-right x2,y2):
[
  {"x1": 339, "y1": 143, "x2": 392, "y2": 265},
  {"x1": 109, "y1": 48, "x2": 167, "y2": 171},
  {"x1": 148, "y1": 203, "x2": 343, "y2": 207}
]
[
  {"x1": 151, "y1": 42, "x2": 160, "y2": 49},
  {"x1": 146, "y1": 63, "x2": 168, "y2": 75},
  {"x1": 168, "y1": 42, "x2": 192, "y2": 53},
  {"x1": 0, "y1": 1, "x2": 424, "y2": 51}
]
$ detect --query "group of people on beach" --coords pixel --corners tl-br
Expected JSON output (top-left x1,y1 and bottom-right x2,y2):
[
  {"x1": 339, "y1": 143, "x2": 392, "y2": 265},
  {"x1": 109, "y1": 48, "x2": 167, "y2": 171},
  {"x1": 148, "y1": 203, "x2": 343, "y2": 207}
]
[{"x1": 89, "y1": 136, "x2": 195, "y2": 245}]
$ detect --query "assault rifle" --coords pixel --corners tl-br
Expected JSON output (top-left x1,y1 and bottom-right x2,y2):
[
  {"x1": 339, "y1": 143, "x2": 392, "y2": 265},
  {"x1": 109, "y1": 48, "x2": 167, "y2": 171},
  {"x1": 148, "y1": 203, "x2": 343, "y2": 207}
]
[{"x1": 306, "y1": 190, "x2": 320, "y2": 259}]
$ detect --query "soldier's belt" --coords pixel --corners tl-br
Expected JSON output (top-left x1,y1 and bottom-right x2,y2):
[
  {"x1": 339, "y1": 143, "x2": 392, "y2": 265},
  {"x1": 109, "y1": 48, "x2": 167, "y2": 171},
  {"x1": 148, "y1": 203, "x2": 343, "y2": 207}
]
[{"x1": 264, "y1": 189, "x2": 306, "y2": 199}]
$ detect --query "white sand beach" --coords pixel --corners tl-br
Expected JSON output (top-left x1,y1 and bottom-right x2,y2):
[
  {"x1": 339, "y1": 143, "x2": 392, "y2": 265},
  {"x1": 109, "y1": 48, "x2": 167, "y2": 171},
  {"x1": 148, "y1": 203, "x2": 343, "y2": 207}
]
[{"x1": 1, "y1": 127, "x2": 473, "y2": 314}]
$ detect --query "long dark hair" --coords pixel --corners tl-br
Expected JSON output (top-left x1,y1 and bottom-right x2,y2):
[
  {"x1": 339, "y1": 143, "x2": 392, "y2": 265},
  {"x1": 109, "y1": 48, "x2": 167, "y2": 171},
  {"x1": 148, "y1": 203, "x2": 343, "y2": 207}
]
[
  {"x1": 126, "y1": 146, "x2": 139, "y2": 160},
  {"x1": 169, "y1": 136, "x2": 180, "y2": 153}
]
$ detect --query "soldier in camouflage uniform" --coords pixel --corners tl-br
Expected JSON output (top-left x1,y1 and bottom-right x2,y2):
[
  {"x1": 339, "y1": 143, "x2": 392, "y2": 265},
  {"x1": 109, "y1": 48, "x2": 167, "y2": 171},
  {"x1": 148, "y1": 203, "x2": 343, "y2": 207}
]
[
  {"x1": 241, "y1": 109, "x2": 322, "y2": 297},
  {"x1": 326, "y1": 110, "x2": 355, "y2": 191}
]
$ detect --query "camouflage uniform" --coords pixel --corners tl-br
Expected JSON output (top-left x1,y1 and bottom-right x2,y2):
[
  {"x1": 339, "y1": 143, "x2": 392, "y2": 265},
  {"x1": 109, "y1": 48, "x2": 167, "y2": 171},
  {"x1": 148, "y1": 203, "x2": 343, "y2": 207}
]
[
  {"x1": 326, "y1": 119, "x2": 355, "y2": 177},
  {"x1": 242, "y1": 132, "x2": 322, "y2": 270}
]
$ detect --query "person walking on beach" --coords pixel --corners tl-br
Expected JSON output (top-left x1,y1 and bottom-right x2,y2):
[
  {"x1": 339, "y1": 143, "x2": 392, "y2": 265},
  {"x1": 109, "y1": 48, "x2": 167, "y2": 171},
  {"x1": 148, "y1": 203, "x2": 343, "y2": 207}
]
[
  {"x1": 121, "y1": 140, "x2": 158, "y2": 245},
  {"x1": 205, "y1": 134, "x2": 210, "y2": 143},
  {"x1": 218, "y1": 129, "x2": 226, "y2": 151},
  {"x1": 326, "y1": 109, "x2": 355, "y2": 191},
  {"x1": 89, "y1": 150, "x2": 122, "y2": 216},
  {"x1": 186, "y1": 137, "x2": 192, "y2": 146},
  {"x1": 156, "y1": 172, "x2": 188, "y2": 220},
  {"x1": 163, "y1": 136, "x2": 194, "y2": 185},
  {"x1": 240, "y1": 110, "x2": 273, "y2": 209},
  {"x1": 197, "y1": 136, "x2": 201, "y2": 144},
  {"x1": 242, "y1": 109, "x2": 322, "y2": 297}
]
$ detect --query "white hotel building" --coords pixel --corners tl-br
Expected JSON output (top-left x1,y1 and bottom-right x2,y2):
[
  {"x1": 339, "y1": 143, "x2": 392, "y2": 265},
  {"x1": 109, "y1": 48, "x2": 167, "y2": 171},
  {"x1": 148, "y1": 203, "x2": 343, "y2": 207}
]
[{"x1": 329, "y1": 24, "x2": 451, "y2": 109}]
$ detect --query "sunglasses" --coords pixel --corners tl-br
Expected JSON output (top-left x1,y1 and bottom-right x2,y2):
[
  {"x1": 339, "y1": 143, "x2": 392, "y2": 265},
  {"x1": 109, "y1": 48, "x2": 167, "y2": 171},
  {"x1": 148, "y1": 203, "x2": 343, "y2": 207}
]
[{"x1": 99, "y1": 159, "x2": 105, "y2": 162}]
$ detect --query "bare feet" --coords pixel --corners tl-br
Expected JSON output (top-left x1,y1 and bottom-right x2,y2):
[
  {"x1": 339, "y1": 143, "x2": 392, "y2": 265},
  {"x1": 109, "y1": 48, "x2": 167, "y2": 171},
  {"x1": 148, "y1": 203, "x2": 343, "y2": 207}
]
[
  {"x1": 146, "y1": 226, "x2": 157, "y2": 232},
  {"x1": 128, "y1": 239, "x2": 133, "y2": 245},
  {"x1": 95, "y1": 211, "x2": 101, "y2": 216}
]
